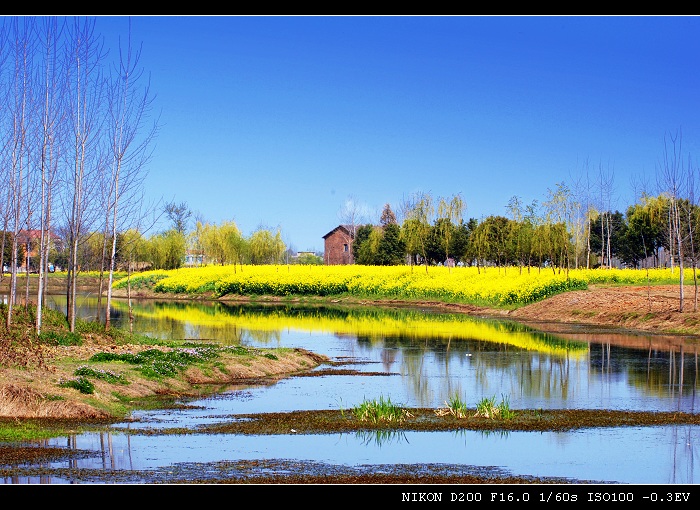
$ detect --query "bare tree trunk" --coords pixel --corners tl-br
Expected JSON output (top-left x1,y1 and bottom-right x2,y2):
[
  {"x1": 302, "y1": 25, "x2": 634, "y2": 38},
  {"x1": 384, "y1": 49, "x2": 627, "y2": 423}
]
[
  {"x1": 6, "y1": 18, "x2": 34, "y2": 328},
  {"x1": 64, "y1": 17, "x2": 107, "y2": 332},
  {"x1": 103, "y1": 18, "x2": 158, "y2": 329}
]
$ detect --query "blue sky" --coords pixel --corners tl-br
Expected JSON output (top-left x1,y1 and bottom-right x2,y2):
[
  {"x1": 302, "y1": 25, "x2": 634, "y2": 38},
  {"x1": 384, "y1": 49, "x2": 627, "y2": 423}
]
[{"x1": 98, "y1": 16, "x2": 700, "y2": 253}]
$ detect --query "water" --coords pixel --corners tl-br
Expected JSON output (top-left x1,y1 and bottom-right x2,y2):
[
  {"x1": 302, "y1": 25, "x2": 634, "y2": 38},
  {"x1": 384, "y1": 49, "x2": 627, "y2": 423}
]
[{"x1": 4, "y1": 295, "x2": 700, "y2": 484}]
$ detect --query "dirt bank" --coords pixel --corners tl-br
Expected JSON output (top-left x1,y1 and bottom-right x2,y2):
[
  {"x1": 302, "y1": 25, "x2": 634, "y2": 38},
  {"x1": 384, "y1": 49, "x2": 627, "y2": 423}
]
[{"x1": 507, "y1": 283, "x2": 700, "y2": 336}]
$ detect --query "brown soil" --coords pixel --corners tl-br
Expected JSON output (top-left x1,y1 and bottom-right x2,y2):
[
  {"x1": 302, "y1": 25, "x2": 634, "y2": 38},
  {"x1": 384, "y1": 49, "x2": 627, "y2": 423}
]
[
  {"x1": 0, "y1": 344, "x2": 327, "y2": 420},
  {"x1": 508, "y1": 283, "x2": 700, "y2": 334}
]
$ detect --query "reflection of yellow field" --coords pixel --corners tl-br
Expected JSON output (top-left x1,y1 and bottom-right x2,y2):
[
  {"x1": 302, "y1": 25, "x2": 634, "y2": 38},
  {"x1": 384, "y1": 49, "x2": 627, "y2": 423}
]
[{"x1": 109, "y1": 299, "x2": 588, "y2": 358}]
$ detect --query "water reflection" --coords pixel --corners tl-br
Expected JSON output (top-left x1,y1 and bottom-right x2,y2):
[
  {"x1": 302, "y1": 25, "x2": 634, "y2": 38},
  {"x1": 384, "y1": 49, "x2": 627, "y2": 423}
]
[
  {"x1": 42, "y1": 294, "x2": 700, "y2": 411},
  {"x1": 5, "y1": 293, "x2": 699, "y2": 483},
  {"x1": 3, "y1": 424, "x2": 697, "y2": 484}
]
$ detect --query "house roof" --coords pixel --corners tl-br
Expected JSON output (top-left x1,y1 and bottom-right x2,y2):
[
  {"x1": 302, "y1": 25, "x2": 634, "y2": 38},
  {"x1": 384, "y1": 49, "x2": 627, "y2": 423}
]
[
  {"x1": 16, "y1": 229, "x2": 61, "y2": 243},
  {"x1": 322, "y1": 224, "x2": 355, "y2": 240}
]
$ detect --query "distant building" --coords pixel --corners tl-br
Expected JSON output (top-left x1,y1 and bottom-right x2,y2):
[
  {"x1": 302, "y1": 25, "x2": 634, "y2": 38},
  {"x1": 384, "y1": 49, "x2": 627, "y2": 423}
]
[
  {"x1": 323, "y1": 224, "x2": 355, "y2": 265},
  {"x1": 16, "y1": 229, "x2": 63, "y2": 273},
  {"x1": 184, "y1": 250, "x2": 204, "y2": 267}
]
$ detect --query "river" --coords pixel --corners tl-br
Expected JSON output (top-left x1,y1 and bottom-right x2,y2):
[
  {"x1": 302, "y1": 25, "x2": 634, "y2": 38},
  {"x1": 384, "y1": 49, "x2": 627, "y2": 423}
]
[{"x1": 3, "y1": 294, "x2": 700, "y2": 484}]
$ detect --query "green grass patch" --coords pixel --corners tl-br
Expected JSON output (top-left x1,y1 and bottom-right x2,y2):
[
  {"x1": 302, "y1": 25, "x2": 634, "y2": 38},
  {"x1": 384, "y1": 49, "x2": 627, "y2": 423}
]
[
  {"x1": 88, "y1": 346, "x2": 221, "y2": 378},
  {"x1": 74, "y1": 365, "x2": 129, "y2": 384},
  {"x1": 351, "y1": 396, "x2": 412, "y2": 424},
  {"x1": 438, "y1": 393, "x2": 470, "y2": 418},
  {"x1": 58, "y1": 376, "x2": 94, "y2": 394},
  {"x1": 38, "y1": 330, "x2": 83, "y2": 346},
  {"x1": 0, "y1": 419, "x2": 88, "y2": 442},
  {"x1": 475, "y1": 394, "x2": 515, "y2": 420},
  {"x1": 84, "y1": 343, "x2": 260, "y2": 380}
]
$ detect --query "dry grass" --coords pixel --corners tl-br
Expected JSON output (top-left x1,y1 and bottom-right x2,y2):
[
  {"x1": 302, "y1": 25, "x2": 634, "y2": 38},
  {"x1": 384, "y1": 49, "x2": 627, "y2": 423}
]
[{"x1": 0, "y1": 345, "x2": 328, "y2": 420}]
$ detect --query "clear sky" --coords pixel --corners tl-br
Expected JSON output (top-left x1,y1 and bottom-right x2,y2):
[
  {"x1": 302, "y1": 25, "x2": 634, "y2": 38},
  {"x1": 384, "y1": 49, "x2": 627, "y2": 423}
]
[{"x1": 98, "y1": 15, "x2": 700, "y2": 253}]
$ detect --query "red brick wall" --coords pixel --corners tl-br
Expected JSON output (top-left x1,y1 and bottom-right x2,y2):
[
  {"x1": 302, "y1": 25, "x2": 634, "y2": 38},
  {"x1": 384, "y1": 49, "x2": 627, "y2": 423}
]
[{"x1": 324, "y1": 229, "x2": 353, "y2": 265}]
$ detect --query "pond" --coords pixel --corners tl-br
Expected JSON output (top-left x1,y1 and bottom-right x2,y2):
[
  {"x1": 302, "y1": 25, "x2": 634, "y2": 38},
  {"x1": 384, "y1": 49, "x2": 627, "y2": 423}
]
[{"x1": 3, "y1": 294, "x2": 700, "y2": 484}]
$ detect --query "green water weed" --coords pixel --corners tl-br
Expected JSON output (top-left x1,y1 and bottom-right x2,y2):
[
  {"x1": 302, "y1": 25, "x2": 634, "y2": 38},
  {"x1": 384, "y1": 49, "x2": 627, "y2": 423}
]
[{"x1": 351, "y1": 396, "x2": 412, "y2": 424}]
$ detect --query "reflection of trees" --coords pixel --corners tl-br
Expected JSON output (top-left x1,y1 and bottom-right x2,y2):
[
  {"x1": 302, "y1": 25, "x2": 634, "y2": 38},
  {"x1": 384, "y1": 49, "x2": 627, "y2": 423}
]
[
  {"x1": 590, "y1": 342, "x2": 700, "y2": 404},
  {"x1": 668, "y1": 425, "x2": 698, "y2": 484},
  {"x1": 53, "y1": 295, "x2": 700, "y2": 406},
  {"x1": 108, "y1": 299, "x2": 588, "y2": 356},
  {"x1": 240, "y1": 329, "x2": 282, "y2": 346},
  {"x1": 378, "y1": 335, "x2": 576, "y2": 406}
]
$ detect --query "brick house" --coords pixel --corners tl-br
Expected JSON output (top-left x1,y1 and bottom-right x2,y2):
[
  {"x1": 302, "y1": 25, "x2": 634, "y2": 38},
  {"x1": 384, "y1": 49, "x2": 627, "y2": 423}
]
[
  {"x1": 15, "y1": 229, "x2": 63, "y2": 272},
  {"x1": 323, "y1": 224, "x2": 355, "y2": 265}
]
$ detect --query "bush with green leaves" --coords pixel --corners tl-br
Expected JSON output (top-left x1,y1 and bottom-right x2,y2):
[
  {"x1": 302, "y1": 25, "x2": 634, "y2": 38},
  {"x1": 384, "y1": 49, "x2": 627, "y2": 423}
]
[
  {"x1": 59, "y1": 377, "x2": 94, "y2": 394},
  {"x1": 74, "y1": 365, "x2": 129, "y2": 384}
]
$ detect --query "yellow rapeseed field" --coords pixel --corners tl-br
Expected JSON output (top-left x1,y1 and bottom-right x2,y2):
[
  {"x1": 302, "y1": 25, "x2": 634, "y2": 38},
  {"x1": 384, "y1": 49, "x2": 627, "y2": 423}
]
[{"x1": 113, "y1": 264, "x2": 685, "y2": 307}]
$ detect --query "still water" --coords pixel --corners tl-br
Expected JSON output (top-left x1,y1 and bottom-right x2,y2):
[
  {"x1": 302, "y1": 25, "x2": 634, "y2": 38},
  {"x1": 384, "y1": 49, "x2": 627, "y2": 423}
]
[{"x1": 4, "y1": 295, "x2": 700, "y2": 484}]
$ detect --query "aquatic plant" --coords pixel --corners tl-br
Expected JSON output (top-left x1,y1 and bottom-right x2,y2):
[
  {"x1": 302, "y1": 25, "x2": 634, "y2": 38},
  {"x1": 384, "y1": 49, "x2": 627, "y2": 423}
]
[
  {"x1": 351, "y1": 396, "x2": 413, "y2": 424},
  {"x1": 475, "y1": 394, "x2": 515, "y2": 420},
  {"x1": 435, "y1": 393, "x2": 470, "y2": 418}
]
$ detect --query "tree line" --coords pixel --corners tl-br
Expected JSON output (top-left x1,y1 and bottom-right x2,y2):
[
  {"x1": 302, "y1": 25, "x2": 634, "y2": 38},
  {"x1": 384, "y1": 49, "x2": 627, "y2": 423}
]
[
  {"x1": 343, "y1": 137, "x2": 698, "y2": 312},
  {"x1": 350, "y1": 190, "x2": 686, "y2": 273}
]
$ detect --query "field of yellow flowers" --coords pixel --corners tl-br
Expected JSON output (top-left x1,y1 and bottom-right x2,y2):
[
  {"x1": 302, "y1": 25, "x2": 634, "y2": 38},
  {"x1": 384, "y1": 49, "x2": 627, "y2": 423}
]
[{"x1": 113, "y1": 265, "x2": 686, "y2": 307}]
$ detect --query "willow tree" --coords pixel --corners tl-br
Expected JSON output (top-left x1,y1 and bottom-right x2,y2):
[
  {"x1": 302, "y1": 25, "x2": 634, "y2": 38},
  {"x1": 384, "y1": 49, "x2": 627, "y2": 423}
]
[
  {"x1": 400, "y1": 191, "x2": 433, "y2": 273},
  {"x1": 544, "y1": 182, "x2": 575, "y2": 275},
  {"x1": 249, "y1": 227, "x2": 285, "y2": 265},
  {"x1": 437, "y1": 193, "x2": 465, "y2": 272},
  {"x1": 200, "y1": 220, "x2": 244, "y2": 267}
]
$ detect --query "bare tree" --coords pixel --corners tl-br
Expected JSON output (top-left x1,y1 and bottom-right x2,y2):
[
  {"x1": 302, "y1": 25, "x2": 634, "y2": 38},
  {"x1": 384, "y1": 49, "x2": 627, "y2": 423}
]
[
  {"x1": 165, "y1": 200, "x2": 192, "y2": 235},
  {"x1": 0, "y1": 21, "x2": 10, "y2": 281},
  {"x1": 62, "y1": 17, "x2": 107, "y2": 332},
  {"x1": 101, "y1": 17, "x2": 158, "y2": 330},
  {"x1": 658, "y1": 129, "x2": 689, "y2": 311},
  {"x1": 5, "y1": 17, "x2": 36, "y2": 328},
  {"x1": 335, "y1": 195, "x2": 366, "y2": 265},
  {"x1": 685, "y1": 157, "x2": 698, "y2": 311},
  {"x1": 33, "y1": 16, "x2": 66, "y2": 333},
  {"x1": 568, "y1": 157, "x2": 593, "y2": 269},
  {"x1": 596, "y1": 162, "x2": 616, "y2": 269}
]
